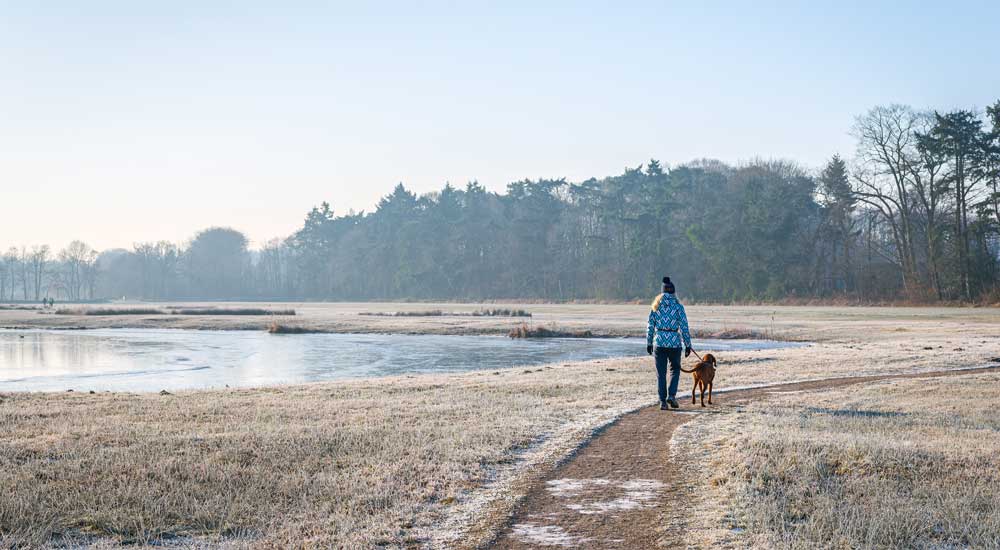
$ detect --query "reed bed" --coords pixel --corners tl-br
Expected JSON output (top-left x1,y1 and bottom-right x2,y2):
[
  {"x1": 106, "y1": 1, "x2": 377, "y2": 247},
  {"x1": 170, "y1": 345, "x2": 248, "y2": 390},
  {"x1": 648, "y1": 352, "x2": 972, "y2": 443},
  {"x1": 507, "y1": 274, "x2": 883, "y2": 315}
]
[
  {"x1": 360, "y1": 308, "x2": 531, "y2": 318},
  {"x1": 507, "y1": 323, "x2": 594, "y2": 338},
  {"x1": 266, "y1": 321, "x2": 322, "y2": 334},
  {"x1": 54, "y1": 307, "x2": 164, "y2": 316},
  {"x1": 170, "y1": 307, "x2": 295, "y2": 316}
]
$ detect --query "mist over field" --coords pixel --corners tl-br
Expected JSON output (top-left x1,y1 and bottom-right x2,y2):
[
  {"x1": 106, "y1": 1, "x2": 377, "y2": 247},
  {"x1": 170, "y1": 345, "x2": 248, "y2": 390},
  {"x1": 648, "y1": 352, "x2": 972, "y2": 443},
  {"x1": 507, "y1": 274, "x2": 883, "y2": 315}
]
[{"x1": 3, "y1": 104, "x2": 1000, "y2": 304}]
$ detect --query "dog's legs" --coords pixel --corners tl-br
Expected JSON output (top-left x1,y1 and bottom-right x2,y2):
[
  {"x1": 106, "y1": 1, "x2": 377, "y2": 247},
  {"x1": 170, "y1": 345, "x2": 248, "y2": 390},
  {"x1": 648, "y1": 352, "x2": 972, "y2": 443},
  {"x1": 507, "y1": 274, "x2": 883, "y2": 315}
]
[
  {"x1": 708, "y1": 381, "x2": 713, "y2": 404},
  {"x1": 692, "y1": 380, "x2": 697, "y2": 404},
  {"x1": 699, "y1": 381, "x2": 706, "y2": 407}
]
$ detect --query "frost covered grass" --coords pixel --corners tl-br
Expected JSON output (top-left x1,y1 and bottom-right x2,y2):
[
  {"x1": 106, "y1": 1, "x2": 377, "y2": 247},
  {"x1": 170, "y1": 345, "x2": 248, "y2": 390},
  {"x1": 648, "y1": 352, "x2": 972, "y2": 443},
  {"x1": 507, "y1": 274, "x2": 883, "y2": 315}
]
[
  {"x1": 168, "y1": 307, "x2": 295, "y2": 316},
  {"x1": 676, "y1": 372, "x2": 1000, "y2": 549},
  {"x1": 54, "y1": 307, "x2": 164, "y2": 315},
  {"x1": 359, "y1": 308, "x2": 531, "y2": 318},
  {"x1": 0, "y1": 361, "x2": 655, "y2": 548}
]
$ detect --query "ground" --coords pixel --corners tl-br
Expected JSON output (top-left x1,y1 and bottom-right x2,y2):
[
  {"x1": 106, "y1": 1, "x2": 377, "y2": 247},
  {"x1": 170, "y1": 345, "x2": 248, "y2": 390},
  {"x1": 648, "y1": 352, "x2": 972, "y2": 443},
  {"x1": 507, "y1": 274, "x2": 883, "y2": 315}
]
[
  {"x1": 4, "y1": 301, "x2": 999, "y2": 340},
  {"x1": 1, "y1": 304, "x2": 999, "y2": 548}
]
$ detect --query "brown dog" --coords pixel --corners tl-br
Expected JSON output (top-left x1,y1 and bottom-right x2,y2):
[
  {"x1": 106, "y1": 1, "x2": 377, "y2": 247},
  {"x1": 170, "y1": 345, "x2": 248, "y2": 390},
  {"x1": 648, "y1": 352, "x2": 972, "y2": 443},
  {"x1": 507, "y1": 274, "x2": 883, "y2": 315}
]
[{"x1": 680, "y1": 353, "x2": 717, "y2": 407}]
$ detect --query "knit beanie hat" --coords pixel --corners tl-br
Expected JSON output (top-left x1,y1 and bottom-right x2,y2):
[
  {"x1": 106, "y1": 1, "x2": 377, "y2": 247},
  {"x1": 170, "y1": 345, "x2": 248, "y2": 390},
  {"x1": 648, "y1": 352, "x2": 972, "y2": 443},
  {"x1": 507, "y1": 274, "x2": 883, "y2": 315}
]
[{"x1": 662, "y1": 276, "x2": 675, "y2": 294}]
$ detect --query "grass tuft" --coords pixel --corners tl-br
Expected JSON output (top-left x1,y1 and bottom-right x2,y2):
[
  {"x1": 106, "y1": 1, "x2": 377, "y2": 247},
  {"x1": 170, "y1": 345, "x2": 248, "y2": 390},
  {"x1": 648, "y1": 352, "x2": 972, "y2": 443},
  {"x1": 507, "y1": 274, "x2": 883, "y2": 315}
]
[
  {"x1": 360, "y1": 308, "x2": 531, "y2": 318},
  {"x1": 170, "y1": 307, "x2": 295, "y2": 316},
  {"x1": 471, "y1": 308, "x2": 532, "y2": 317},
  {"x1": 507, "y1": 323, "x2": 593, "y2": 338},
  {"x1": 267, "y1": 322, "x2": 321, "y2": 334},
  {"x1": 691, "y1": 327, "x2": 777, "y2": 340},
  {"x1": 55, "y1": 307, "x2": 164, "y2": 316},
  {"x1": 359, "y1": 310, "x2": 444, "y2": 317}
]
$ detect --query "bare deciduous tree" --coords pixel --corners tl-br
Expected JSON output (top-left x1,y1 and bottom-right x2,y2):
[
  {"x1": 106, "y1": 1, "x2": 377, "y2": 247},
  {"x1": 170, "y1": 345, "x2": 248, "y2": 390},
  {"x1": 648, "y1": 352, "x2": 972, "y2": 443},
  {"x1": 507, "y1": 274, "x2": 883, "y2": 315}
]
[
  {"x1": 29, "y1": 245, "x2": 50, "y2": 301},
  {"x1": 851, "y1": 105, "x2": 923, "y2": 294},
  {"x1": 59, "y1": 241, "x2": 98, "y2": 301}
]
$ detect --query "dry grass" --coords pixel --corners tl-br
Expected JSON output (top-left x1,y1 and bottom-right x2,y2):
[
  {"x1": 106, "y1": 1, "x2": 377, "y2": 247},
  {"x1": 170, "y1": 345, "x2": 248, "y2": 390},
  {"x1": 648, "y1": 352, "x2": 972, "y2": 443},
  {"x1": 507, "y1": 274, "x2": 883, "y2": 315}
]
[
  {"x1": 674, "y1": 372, "x2": 1000, "y2": 549},
  {"x1": 507, "y1": 323, "x2": 594, "y2": 339},
  {"x1": 266, "y1": 321, "x2": 321, "y2": 334},
  {"x1": 0, "y1": 362, "x2": 655, "y2": 548},
  {"x1": 54, "y1": 307, "x2": 165, "y2": 316},
  {"x1": 359, "y1": 309, "x2": 447, "y2": 317},
  {"x1": 359, "y1": 308, "x2": 531, "y2": 318},
  {"x1": 691, "y1": 326, "x2": 777, "y2": 340},
  {"x1": 469, "y1": 308, "x2": 531, "y2": 318},
  {"x1": 169, "y1": 307, "x2": 295, "y2": 316}
]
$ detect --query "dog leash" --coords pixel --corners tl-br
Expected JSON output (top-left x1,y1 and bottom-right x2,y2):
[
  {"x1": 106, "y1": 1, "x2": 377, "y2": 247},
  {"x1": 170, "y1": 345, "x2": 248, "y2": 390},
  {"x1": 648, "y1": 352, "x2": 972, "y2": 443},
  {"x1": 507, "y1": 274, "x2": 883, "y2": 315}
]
[{"x1": 673, "y1": 328, "x2": 703, "y2": 361}]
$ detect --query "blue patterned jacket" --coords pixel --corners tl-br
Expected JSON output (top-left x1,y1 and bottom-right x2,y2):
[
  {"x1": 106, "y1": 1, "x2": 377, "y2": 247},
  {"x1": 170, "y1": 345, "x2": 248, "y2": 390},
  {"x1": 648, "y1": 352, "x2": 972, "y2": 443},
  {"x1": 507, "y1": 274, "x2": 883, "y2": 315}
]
[{"x1": 646, "y1": 293, "x2": 692, "y2": 350}]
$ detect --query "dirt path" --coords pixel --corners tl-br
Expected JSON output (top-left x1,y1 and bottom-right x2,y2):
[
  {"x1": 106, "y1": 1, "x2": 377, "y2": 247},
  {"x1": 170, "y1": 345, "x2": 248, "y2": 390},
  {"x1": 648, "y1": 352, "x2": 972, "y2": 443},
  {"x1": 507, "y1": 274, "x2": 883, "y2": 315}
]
[{"x1": 485, "y1": 366, "x2": 1000, "y2": 549}]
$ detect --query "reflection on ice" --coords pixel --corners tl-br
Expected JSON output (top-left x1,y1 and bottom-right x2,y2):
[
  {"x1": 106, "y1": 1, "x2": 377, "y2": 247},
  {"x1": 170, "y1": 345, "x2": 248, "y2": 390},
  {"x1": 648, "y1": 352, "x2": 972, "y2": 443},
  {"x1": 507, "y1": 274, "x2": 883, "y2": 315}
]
[{"x1": 0, "y1": 329, "x2": 805, "y2": 392}]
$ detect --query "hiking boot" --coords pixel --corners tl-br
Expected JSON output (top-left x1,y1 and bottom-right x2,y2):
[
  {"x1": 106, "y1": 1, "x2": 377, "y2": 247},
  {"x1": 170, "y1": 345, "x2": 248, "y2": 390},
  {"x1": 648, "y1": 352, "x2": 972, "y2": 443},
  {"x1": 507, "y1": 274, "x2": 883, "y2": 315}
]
[
  {"x1": 667, "y1": 398, "x2": 679, "y2": 409},
  {"x1": 659, "y1": 400, "x2": 668, "y2": 410}
]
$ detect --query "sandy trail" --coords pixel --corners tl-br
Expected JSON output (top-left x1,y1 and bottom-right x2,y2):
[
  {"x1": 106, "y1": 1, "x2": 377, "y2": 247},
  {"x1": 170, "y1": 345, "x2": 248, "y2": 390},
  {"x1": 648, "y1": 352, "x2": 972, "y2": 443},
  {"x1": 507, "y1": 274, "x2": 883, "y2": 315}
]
[{"x1": 486, "y1": 366, "x2": 1000, "y2": 549}]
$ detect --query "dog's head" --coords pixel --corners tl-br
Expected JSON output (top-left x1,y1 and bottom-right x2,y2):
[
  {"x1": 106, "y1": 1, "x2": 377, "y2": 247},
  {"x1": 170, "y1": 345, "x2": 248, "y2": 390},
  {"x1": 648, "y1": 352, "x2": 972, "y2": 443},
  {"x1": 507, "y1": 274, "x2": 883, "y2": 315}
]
[{"x1": 702, "y1": 353, "x2": 717, "y2": 368}]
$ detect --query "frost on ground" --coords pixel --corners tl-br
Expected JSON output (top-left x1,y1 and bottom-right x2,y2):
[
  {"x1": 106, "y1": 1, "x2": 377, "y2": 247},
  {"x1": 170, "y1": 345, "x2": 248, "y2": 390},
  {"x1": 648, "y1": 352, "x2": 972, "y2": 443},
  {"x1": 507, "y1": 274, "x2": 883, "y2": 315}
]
[
  {"x1": 673, "y1": 371, "x2": 1000, "y2": 549},
  {"x1": 512, "y1": 524, "x2": 589, "y2": 547},
  {"x1": 547, "y1": 478, "x2": 664, "y2": 515},
  {"x1": 428, "y1": 390, "x2": 654, "y2": 548},
  {"x1": 508, "y1": 478, "x2": 665, "y2": 546}
]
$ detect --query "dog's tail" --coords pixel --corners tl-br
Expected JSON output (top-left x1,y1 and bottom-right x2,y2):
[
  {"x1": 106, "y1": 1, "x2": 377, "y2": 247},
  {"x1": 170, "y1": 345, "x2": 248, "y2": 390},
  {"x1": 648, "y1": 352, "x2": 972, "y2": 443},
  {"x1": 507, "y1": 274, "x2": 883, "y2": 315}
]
[{"x1": 681, "y1": 359, "x2": 717, "y2": 373}]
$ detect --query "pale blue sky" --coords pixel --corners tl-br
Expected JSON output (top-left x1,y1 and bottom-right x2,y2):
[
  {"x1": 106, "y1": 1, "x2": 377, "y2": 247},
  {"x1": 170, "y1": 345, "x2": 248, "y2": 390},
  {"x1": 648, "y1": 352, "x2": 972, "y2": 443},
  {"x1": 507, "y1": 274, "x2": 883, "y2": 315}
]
[{"x1": 2, "y1": 1, "x2": 999, "y2": 250}]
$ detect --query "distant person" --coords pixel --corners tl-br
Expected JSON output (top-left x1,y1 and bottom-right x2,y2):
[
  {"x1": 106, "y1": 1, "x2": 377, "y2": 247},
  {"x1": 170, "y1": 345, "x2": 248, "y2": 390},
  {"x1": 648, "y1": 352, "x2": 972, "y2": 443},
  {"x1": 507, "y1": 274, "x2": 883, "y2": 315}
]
[{"x1": 646, "y1": 276, "x2": 693, "y2": 410}]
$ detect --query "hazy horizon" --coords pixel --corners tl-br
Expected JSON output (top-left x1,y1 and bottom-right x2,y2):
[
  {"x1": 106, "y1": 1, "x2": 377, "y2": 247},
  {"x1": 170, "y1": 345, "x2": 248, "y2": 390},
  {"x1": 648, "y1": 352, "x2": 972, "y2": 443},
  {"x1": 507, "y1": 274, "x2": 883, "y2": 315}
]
[{"x1": 4, "y1": 0, "x2": 1000, "y2": 251}]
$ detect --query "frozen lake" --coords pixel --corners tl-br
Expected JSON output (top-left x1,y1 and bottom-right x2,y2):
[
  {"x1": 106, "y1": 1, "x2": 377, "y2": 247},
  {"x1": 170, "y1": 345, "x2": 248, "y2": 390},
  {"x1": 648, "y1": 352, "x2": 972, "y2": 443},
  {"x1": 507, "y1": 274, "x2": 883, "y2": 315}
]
[{"x1": 0, "y1": 329, "x2": 804, "y2": 392}]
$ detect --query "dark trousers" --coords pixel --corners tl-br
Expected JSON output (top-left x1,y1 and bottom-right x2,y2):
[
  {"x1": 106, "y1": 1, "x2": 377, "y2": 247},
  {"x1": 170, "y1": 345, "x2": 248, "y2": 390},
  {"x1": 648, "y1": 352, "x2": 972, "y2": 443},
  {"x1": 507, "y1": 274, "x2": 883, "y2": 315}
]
[{"x1": 654, "y1": 347, "x2": 682, "y2": 402}]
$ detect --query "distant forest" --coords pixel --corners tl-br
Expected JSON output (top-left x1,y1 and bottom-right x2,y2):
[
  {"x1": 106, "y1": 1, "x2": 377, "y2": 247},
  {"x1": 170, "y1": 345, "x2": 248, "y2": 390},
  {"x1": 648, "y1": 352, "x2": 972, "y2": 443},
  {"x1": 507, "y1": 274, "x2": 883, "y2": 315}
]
[{"x1": 3, "y1": 103, "x2": 1000, "y2": 304}]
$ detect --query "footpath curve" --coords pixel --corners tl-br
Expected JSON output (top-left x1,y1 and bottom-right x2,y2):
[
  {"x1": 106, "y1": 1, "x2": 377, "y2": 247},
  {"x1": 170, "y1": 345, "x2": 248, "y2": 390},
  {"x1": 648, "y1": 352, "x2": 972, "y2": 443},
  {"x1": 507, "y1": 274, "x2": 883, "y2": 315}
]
[{"x1": 484, "y1": 366, "x2": 1000, "y2": 549}]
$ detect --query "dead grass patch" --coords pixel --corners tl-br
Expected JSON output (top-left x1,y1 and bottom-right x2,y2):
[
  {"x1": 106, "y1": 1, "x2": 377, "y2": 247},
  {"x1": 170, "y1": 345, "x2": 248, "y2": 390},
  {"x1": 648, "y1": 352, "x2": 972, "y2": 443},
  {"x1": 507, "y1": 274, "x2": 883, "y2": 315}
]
[
  {"x1": 360, "y1": 308, "x2": 531, "y2": 318},
  {"x1": 0, "y1": 362, "x2": 655, "y2": 548},
  {"x1": 507, "y1": 323, "x2": 594, "y2": 338},
  {"x1": 54, "y1": 307, "x2": 165, "y2": 316},
  {"x1": 266, "y1": 322, "x2": 321, "y2": 334},
  {"x1": 169, "y1": 307, "x2": 295, "y2": 316},
  {"x1": 678, "y1": 373, "x2": 1000, "y2": 548}
]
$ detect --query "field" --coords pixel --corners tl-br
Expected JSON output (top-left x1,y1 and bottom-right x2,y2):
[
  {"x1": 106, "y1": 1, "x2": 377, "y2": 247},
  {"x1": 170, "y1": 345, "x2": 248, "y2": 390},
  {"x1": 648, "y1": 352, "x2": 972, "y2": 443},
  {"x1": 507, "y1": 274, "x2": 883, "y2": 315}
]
[
  {"x1": 2, "y1": 304, "x2": 1000, "y2": 548},
  {"x1": 675, "y1": 371, "x2": 1000, "y2": 548}
]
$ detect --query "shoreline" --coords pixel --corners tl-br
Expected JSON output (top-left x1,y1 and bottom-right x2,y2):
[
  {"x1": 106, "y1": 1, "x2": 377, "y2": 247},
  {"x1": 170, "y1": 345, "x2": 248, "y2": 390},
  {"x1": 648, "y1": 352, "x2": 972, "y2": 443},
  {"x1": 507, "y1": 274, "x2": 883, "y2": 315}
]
[
  {"x1": 5, "y1": 301, "x2": 999, "y2": 342},
  {"x1": 0, "y1": 327, "x2": 809, "y2": 396}
]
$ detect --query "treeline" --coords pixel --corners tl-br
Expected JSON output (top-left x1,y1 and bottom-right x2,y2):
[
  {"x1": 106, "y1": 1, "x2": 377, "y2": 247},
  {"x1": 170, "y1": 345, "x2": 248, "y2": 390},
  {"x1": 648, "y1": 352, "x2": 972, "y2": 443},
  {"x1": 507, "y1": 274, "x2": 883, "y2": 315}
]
[{"x1": 2, "y1": 103, "x2": 998, "y2": 304}]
